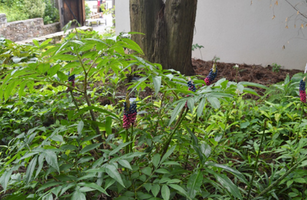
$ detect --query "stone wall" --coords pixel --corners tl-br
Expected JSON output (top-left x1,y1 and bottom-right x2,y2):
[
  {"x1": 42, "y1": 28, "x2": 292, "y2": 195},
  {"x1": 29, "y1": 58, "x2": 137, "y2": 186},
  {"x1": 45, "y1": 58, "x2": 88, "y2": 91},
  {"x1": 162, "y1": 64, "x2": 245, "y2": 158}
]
[
  {"x1": 0, "y1": 14, "x2": 6, "y2": 28},
  {"x1": 0, "y1": 15, "x2": 60, "y2": 42}
]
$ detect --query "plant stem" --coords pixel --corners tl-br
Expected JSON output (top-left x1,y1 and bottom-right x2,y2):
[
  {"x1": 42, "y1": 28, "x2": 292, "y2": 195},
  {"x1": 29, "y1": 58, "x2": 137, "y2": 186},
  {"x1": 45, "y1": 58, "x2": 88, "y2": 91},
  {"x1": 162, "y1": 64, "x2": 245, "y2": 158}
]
[
  {"x1": 161, "y1": 108, "x2": 188, "y2": 158},
  {"x1": 125, "y1": 129, "x2": 129, "y2": 154},
  {"x1": 247, "y1": 120, "x2": 267, "y2": 200},
  {"x1": 255, "y1": 156, "x2": 307, "y2": 198},
  {"x1": 130, "y1": 125, "x2": 134, "y2": 152},
  {"x1": 185, "y1": 114, "x2": 198, "y2": 169},
  {"x1": 154, "y1": 92, "x2": 166, "y2": 135}
]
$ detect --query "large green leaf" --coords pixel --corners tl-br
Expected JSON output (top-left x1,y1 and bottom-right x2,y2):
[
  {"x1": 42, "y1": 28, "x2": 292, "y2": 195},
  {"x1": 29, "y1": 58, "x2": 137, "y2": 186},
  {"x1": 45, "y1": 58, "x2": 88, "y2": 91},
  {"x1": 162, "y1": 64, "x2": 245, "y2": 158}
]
[
  {"x1": 207, "y1": 96, "x2": 220, "y2": 109},
  {"x1": 161, "y1": 185, "x2": 170, "y2": 200},
  {"x1": 169, "y1": 101, "x2": 186, "y2": 126},
  {"x1": 187, "y1": 170, "x2": 203, "y2": 198},
  {"x1": 44, "y1": 150, "x2": 60, "y2": 173},
  {"x1": 214, "y1": 173, "x2": 242, "y2": 199},
  {"x1": 72, "y1": 189, "x2": 86, "y2": 200},
  {"x1": 169, "y1": 184, "x2": 191, "y2": 200},
  {"x1": 105, "y1": 164, "x2": 125, "y2": 188},
  {"x1": 152, "y1": 154, "x2": 161, "y2": 168},
  {"x1": 152, "y1": 76, "x2": 162, "y2": 95},
  {"x1": 25, "y1": 155, "x2": 37, "y2": 184},
  {"x1": 206, "y1": 162, "x2": 247, "y2": 183},
  {"x1": 151, "y1": 184, "x2": 160, "y2": 197}
]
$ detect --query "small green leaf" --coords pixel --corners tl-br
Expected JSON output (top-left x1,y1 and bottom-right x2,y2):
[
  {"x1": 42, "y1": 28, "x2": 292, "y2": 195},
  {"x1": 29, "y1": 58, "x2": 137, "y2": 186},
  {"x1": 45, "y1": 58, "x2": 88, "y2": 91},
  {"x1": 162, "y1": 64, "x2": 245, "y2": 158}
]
[
  {"x1": 77, "y1": 120, "x2": 84, "y2": 135},
  {"x1": 294, "y1": 178, "x2": 306, "y2": 183},
  {"x1": 151, "y1": 184, "x2": 160, "y2": 197},
  {"x1": 48, "y1": 64, "x2": 61, "y2": 76},
  {"x1": 161, "y1": 185, "x2": 170, "y2": 200},
  {"x1": 109, "y1": 142, "x2": 131, "y2": 156},
  {"x1": 118, "y1": 160, "x2": 132, "y2": 170},
  {"x1": 152, "y1": 154, "x2": 161, "y2": 168},
  {"x1": 80, "y1": 143, "x2": 102, "y2": 154},
  {"x1": 152, "y1": 76, "x2": 162, "y2": 95},
  {"x1": 106, "y1": 117, "x2": 112, "y2": 135},
  {"x1": 141, "y1": 167, "x2": 152, "y2": 176},
  {"x1": 56, "y1": 71, "x2": 67, "y2": 82},
  {"x1": 79, "y1": 182, "x2": 109, "y2": 196}
]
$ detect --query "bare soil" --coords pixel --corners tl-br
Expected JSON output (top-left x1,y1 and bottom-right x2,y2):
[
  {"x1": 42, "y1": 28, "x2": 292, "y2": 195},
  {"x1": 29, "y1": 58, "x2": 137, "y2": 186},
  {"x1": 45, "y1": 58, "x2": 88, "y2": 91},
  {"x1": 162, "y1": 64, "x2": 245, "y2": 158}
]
[{"x1": 192, "y1": 58, "x2": 303, "y2": 85}]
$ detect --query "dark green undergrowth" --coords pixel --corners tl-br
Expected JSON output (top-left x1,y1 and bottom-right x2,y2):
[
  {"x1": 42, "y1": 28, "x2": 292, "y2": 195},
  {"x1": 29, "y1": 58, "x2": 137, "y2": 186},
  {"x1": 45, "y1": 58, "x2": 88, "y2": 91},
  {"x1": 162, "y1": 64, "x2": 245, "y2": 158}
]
[{"x1": 0, "y1": 29, "x2": 307, "y2": 200}]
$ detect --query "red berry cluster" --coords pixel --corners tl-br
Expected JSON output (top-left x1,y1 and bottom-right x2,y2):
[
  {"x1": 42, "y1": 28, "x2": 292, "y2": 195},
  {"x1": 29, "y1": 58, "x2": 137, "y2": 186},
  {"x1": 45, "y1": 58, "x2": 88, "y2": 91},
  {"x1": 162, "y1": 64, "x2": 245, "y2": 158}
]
[
  {"x1": 300, "y1": 79, "x2": 306, "y2": 103},
  {"x1": 123, "y1": 102, "x2": 137, "y2": 129}
]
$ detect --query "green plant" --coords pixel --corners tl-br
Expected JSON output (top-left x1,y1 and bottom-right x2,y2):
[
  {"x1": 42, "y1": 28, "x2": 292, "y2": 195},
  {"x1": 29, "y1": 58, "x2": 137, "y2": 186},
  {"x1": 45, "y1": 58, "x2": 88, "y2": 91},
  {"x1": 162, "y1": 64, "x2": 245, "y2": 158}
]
[
  {"x1": 24, "y1": 0, "x2": 45, "y2": 18},
  {"x1": 85, "y1": 3, "x2": 91, "y2": 19},
  {"x1": 43, "y1": 0, "x2": 59, "y2": 24},
  {"x1": 1, "y1": 28, "x2": 307, "y2": 200},
  {"x1": 192, "y1": 43, "x2": 204, "y2": 59},
  {"x1": 271, "y1": 63, "x2": 281, "y2": 72}
]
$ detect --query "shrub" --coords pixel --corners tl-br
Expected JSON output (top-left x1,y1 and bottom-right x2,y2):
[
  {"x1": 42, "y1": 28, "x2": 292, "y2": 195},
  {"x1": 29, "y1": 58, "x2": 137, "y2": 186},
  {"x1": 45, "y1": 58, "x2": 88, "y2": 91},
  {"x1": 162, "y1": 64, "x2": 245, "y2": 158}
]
[
  {"x1": 24, "y1": 0, "x2": 45, "y2": 18},
  {"x1": 43, "y1": 0, "x2": 59, "y2": 24},
  {"x1": 85, "y1": 3, "x2": 91, "y2": 19},
  {"x1": 0, "y1": 5, "x2": 29, "y2": 22}
]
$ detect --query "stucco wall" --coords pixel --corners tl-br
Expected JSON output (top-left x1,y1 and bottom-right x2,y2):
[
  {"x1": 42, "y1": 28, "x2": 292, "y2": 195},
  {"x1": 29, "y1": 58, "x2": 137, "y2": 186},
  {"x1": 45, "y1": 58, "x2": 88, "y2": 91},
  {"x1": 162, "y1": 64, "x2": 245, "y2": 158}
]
[
  {"x1": 0, "y1": 16, "x2": 60, "y2": 42},
  {"x1": 115, "y1": 0, "x2": 307, "y2": 70}
]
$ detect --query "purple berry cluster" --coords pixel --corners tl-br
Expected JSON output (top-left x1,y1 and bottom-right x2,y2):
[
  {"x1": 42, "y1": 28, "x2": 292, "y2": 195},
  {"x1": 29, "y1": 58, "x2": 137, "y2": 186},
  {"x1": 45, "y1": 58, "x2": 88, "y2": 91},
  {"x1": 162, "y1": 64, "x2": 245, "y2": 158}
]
[
  {"x1": 204, "y1": 68, "x2": 218, "y2": 86},
  {"x1": 187, "y1": 80, "x2": 196, "y2": 92},
  {"x1": 67, "y1": 74, "x2": 75, "y2": 91},
  {"x1": 123, "y1": 102, "x2": 137, "y2": 129},
  {"x1": 300, "y1": 79, "x2": 306, "y2": 103}
]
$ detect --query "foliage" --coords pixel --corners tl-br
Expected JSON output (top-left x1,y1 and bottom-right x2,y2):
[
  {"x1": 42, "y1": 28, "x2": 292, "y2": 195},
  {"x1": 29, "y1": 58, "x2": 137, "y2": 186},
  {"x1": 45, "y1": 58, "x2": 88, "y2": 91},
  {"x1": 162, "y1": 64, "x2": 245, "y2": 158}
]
[
  {"x1": 191, "y1": 43, "x2": 204, "y2": 51},
  {"x1": 0, "y1": 1, "x2": 29, "y2": 22},
  {"x1": 24, "y1": 0, "x2": 45, "y2": 18},
  {"x1": 43, "y1": 0, "x2": 59, "y2": 24},
  {"x1": 271, "y1": 63, "x2": 281, "y2": 72},
  {"x1": 0, "y1": 29, "x2": 307, "y2": 200},
  {"x1": 85, "y1": 3, "x2": 91, "y2": 19}
]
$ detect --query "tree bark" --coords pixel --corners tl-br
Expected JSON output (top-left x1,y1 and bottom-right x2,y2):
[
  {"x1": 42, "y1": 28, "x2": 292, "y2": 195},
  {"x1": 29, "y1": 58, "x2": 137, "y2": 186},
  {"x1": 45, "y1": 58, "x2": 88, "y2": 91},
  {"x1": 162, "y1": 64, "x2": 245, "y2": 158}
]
[{"x1": 129, "y1": 0, "x2": 197, "y2": 75}]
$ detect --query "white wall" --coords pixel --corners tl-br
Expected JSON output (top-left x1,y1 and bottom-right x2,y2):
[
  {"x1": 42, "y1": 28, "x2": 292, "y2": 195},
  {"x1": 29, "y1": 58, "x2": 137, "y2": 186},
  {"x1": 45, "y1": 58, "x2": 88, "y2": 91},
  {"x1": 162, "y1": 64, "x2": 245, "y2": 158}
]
[
  {"x1": 115, "y1": 0, "x2": 307, "y2": 70},
  {"x1": 115, "y1": 0, "x2": 130, "y2": 34}
]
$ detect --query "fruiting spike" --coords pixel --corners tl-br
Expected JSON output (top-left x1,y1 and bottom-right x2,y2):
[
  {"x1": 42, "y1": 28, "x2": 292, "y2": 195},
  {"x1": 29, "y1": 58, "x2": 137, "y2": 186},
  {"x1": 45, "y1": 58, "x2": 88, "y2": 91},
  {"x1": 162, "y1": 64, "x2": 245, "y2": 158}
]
[{"x1": 299, "y1": 78, "x2": 306, "y2": 103}]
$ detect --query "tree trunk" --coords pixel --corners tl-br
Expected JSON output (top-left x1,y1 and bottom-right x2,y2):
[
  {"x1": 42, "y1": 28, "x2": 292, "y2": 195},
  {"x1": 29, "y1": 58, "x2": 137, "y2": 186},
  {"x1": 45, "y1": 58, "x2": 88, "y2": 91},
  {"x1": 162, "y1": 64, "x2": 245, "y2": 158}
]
[{"x1": 129, "y1": 0, "x2": 197, "y2": 75}]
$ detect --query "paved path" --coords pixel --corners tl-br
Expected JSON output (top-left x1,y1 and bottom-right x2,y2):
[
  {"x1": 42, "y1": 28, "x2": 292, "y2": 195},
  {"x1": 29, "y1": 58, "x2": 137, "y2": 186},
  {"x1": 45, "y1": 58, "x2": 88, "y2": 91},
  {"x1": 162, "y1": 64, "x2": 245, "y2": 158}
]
[{"x1": 91, "y1": 14, "x2": 114, "y2": 35}]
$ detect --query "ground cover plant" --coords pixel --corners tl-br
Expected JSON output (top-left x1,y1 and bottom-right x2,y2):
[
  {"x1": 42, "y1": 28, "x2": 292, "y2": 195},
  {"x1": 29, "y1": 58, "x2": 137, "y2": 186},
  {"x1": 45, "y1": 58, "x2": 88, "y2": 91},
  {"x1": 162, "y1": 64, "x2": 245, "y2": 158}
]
[{"x1": 0, "y1": 29, "x2": 307, "y2": 200}]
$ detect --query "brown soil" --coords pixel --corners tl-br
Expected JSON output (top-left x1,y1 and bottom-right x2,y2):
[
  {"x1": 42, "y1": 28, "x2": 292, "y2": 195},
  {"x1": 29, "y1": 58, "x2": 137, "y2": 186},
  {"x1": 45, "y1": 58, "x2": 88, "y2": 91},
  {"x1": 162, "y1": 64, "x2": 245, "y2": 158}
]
[{"x1": 192, "y1": 59, "x2": 303, "y2": 85}]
